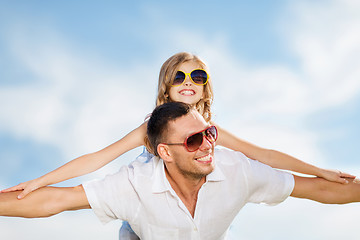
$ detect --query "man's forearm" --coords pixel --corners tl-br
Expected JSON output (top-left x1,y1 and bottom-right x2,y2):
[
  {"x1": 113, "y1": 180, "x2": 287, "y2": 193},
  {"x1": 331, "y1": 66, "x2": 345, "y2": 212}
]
[
  {"x1": 292, "y1": 176, "x2": 360, "y2": 204},
  {"x1": 0, "y1": 186, "x2": 90, "y2": 218},
  {"x1": 323, "y1": 177, "x2": 360, "y2": 204}
]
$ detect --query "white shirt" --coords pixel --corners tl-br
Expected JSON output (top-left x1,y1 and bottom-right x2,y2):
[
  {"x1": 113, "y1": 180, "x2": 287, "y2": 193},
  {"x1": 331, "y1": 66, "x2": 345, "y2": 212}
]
[{"x1": 83, "y1": 149, "x2": 294, "y2": 240}]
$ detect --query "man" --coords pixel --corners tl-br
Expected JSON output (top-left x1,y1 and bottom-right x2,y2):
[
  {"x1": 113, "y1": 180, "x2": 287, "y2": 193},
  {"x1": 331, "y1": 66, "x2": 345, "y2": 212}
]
[{"x1": 0, "y1": 102, "x2": 359, "y2": 239}]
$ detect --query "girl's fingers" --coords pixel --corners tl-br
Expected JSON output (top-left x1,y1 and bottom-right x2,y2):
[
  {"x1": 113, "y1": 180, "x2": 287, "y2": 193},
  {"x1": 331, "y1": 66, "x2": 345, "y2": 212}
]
[
  {"x1": 17, "y1": 185, "x2": 41, "y2": 199},
  {"x1": 336, "y1": 177, "x2": 349, "y2": 184},
  {"x1": 17, "y1": 188, "x2": 33, "y2": 199},
  {"x1": 340, "y1": 172, "x2": 356, "y2": 179},
  {"x1": 17, "y1": 191, "x2": 26, "y2": 199},
  {"x1": 0, "y1": 185, "x2": 24, "y2": 193}
]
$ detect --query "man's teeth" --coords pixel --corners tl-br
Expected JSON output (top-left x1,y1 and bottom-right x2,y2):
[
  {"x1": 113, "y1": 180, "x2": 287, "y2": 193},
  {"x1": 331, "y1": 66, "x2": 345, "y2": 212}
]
[
  {"x1": 196, "y1": 155, "x2": 211, "y2": 162},
  {"x1": 181, "y1": 90, "x2": 194, "y2": 95}
]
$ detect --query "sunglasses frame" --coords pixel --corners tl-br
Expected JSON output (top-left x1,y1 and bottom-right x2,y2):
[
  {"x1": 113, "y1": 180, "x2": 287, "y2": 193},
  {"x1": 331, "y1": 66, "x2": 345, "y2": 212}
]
[
  {"x1": 171, "y1": 69, "x2": 209, "y2": 87},
  {"x1": 163, "y1": 125, "x2": 218, "y2": 152}
]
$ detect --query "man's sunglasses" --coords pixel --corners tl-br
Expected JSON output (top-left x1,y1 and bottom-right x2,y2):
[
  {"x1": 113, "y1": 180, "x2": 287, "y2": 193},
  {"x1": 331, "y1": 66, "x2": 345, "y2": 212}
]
[
  {"x1": 163, "y1": 125, "x2": 218, "y2": 152},
  {"x1": 171, "y1": 69, "x2": 209, "y2": 86}
]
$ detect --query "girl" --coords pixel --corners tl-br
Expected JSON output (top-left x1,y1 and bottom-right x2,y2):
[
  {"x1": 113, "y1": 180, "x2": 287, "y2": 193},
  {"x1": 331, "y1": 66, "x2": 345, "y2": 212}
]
[{"x1": 1, "y1": 52, "x2": 354, "y2": 238}]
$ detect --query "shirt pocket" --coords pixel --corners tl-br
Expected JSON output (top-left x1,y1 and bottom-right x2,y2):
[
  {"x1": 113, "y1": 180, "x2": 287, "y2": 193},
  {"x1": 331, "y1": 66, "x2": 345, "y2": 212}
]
[{"x1": 148, "y1": 223, "x2": 179, "y2": 240}]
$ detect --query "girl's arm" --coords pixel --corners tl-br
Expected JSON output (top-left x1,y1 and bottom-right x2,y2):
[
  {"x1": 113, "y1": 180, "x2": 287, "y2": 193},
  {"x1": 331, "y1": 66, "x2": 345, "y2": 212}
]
[
  {"x1": 1, "y1": 122, "x2": 148, "y2": 199},
  {"x1": 214, "y1": 123, "x2": 355, "y2": 184}
]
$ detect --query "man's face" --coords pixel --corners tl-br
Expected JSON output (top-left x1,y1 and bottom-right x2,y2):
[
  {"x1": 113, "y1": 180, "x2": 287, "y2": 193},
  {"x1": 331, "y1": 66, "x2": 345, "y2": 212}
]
[{"x1": 163, "y1": 110, "x2": 215, "y2": 180}]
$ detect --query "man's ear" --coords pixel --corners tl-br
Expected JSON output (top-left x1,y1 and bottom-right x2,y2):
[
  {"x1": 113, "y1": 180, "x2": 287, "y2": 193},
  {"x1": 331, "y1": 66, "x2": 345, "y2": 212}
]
[{"x1": 157, "y1": 144, "x2": 173, "y2": 163}]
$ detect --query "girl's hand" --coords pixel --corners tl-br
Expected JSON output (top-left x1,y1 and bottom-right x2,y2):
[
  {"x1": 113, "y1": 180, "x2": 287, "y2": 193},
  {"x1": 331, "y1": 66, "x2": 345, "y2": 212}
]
[
  {"x1": 320, "y1": 169, "x2": 356, "y2": 184},
  {"x1": 0, "y1": 179, "x2": 44, "y2": 199}
]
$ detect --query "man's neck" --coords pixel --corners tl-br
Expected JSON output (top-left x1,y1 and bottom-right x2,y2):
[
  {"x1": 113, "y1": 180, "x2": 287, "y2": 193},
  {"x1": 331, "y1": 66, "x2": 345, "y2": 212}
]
[{"x1": 164, "y1": 165, "x2": 206, "y2": 218}]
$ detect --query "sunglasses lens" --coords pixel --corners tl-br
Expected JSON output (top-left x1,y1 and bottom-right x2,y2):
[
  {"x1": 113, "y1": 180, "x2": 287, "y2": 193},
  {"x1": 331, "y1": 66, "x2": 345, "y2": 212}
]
[
  {"x1": 186, "y1": 132, "x2": 204, "y2": 151},
  {"x1": 185, "y1": 126, "x2": 217, "y2": 151},
  {"x1": 190, "y1": 69, "x2": 208, "y2": 85},
  {"x1": 173, "y1": 71, "x2": 186, "y2": 86},
  {"x1": 205, "y1": 126, "x2": 217, "y2": 142}
]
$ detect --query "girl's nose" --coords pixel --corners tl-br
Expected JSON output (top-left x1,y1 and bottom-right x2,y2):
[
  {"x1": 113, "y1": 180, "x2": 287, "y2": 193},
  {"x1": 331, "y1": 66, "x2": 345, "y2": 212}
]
[{"x1": 183, "y1": 76, "x2": 193, "y2": 86}]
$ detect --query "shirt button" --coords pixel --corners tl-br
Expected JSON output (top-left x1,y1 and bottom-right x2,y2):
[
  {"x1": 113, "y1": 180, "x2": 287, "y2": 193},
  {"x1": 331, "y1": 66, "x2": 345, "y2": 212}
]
[{"x1": 194, "y1": 227, "x2": 198, "y2": 231}]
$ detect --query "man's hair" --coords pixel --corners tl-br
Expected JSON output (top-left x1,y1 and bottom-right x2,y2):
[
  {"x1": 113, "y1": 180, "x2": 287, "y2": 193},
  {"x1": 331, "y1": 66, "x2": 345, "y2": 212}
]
[{"x1": 147, "y1": 102, "x2": 191, "y2": 156}]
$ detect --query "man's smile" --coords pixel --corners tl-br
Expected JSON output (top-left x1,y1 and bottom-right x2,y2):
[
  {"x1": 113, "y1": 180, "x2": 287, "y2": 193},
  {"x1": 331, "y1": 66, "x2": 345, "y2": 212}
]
[{"x1": 195, "y1": 153, "x2": 213, "y2": 164}]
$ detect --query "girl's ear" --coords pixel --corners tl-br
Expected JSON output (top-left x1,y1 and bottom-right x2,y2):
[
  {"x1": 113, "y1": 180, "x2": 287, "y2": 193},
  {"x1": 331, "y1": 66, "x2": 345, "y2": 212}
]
[{"x1": 157, "y1": 144, "x2": 173, "y2": 162}]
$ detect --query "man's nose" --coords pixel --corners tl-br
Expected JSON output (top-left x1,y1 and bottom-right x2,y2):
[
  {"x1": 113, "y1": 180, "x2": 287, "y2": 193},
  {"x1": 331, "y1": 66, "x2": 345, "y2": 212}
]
[{"x1": 198, "y1": 136, "x2": 212, "y2": 151}]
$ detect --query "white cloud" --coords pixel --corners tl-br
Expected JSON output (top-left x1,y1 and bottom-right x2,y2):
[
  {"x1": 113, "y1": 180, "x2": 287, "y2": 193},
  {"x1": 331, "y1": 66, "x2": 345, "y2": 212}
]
[
  {"x1": 284, "y1": 0, "x2": 360, "y2": 110},
  {"x1": 0, "y1": 23, "x2": 156, "y2": 160}
]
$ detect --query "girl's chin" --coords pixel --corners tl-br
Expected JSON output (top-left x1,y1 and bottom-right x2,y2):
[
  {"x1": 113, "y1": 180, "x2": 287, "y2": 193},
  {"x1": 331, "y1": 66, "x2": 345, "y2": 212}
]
[
  {"x1": 176, "y1": 98, "x2": 201, "y2": 105},
  {"x1": 170, "y1": 95, "x2": 202, "y2": 105}
]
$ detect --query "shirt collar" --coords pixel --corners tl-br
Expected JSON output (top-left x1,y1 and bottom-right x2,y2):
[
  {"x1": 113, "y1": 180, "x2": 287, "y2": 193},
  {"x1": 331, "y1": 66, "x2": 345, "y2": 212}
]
[
  {"x1": 206, "y1": 160, "x2": 226, "y2": 182},
  {"x1": 152, "y1": 157, "x2": 170, "y2": 193},
  {"x1": 152, "y1": 155, "x2": 226, "y2": 194}
]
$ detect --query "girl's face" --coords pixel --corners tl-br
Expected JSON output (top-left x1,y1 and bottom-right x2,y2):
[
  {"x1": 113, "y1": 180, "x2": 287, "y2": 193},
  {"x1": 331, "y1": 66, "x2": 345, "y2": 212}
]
[{"x1": 168, "y1": 61, "x2": 205, "y2": 106}]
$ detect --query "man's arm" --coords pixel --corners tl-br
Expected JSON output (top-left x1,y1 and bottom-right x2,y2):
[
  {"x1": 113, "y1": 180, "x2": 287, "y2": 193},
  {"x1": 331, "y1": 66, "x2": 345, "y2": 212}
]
[
  {"x1": 291, "y1": 175, "x2": 360, "y2": 204},
  {"x1": 0, "y1": 185, "x2": 90, "y2": 218}
]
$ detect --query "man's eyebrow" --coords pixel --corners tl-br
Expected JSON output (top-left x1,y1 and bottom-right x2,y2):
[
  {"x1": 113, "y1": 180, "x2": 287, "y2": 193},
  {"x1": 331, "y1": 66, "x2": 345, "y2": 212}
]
[{"x1": 182, "y1": 125, "x2": 211, "y2": 139}]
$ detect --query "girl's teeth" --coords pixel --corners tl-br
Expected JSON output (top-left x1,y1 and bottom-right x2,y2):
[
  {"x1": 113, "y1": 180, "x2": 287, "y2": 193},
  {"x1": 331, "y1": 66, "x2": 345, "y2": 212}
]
[{"x1": 181, "y1": 90, "x2": 194, "y2": 95}]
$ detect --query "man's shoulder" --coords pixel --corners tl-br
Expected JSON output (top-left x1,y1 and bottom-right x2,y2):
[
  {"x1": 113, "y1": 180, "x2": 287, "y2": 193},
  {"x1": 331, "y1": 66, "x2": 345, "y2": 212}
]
[
  {"x1": 214, "y1": 148, "x2": 270, "y2": 177},
  {"x1": 128, "y1": 154, "x2": 160, "y2": 177},
  {"x1": 214, "y1": 148, "x2": 249, "y2": 165}
]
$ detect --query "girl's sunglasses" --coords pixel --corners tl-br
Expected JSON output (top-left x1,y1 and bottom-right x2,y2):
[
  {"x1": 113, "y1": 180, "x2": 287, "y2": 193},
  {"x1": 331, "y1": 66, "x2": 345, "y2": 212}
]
[
  {"x1": 163, "y1": 125, "x2": 217, "y2": 152},
  {"x1": 171, "y1": 69, "x2": 209, "y2": 86}
]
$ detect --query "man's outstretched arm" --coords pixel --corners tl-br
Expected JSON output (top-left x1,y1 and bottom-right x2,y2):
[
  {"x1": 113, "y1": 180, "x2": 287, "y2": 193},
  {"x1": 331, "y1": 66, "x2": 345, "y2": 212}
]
[
  {"x1": 0, "y1": 185, "x2": 90, "y2": 218},
  {"x1": 291, "y1": 175, "x2": 360, "y2": 204}
]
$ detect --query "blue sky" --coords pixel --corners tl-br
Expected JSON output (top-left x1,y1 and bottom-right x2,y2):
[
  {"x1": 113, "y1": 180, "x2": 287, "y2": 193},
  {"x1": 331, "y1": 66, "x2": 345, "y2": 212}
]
[{"x1": 1, "y1": 1, "x2": 360, "y2": 239}]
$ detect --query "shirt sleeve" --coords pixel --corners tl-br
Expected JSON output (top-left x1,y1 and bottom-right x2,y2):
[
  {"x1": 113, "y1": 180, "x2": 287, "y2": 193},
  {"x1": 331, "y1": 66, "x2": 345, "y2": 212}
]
[
  {"x1": 244, "y1": 156, "x2": 295, "y2": 205},
  {"x1": 82, "y1": 166, "x2": 140, "y2": 224}
]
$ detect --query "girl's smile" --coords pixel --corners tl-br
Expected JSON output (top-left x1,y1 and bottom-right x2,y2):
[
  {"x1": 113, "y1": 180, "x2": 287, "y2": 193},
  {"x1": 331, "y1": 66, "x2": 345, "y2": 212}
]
[{"x1": 179, "y1": 89, "x2": 196, "y2": 96}]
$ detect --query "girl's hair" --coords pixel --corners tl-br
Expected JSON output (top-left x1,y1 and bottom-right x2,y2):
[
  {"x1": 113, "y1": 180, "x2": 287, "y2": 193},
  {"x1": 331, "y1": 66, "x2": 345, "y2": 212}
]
[{"x1": 156, "y1": 52, "x2": 214, "y2": 122}]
